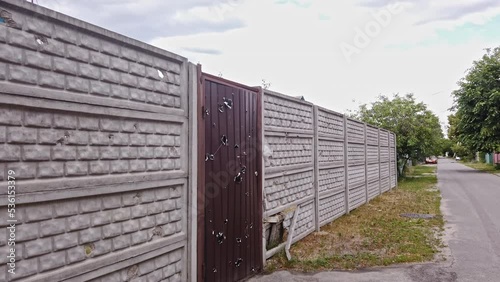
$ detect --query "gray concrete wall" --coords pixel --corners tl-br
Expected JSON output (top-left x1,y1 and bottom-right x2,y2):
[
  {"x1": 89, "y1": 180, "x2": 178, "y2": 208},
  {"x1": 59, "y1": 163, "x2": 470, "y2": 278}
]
[
  {"x1": 262, "y1": 90, "x2": 397, "y2": 257},
  {"x1": 0, "y1": 0, "x2": 197, "y2": 281}
]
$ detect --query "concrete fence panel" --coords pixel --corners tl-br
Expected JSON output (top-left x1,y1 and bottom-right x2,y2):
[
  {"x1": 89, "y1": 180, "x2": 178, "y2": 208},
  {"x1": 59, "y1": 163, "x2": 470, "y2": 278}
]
[{"x1": 0, "y1": 0, "x2": 197, "y2": 281}]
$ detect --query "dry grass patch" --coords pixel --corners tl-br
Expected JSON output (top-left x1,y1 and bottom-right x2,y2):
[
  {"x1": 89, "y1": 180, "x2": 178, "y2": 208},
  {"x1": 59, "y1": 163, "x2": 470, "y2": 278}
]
[{"x1": 265, "y1": 165, "x2": 443, "y2": 272}]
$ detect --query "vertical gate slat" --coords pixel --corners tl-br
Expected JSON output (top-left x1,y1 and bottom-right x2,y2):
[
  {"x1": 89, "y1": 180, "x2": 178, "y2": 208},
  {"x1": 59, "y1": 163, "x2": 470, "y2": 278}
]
[
  {"x1": 231, "y1": 87, "x2": 240, "y2": 281},
  {"x1": 225, "y1": 84, "x2": 234, "y2": 281}
]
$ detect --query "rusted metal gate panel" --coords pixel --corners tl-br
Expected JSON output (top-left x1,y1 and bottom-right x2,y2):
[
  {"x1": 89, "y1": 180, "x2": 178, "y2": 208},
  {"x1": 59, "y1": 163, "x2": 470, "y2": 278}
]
[{"x1": 198, "y1": 71, "x2": 263, "y2": 282}]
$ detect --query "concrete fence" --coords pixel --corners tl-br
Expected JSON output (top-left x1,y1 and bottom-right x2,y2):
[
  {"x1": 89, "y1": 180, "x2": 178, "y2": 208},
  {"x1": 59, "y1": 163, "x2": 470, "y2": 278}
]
[
  {"x1": 0, "y1": 0, "x2": 197, "y2": 281},
  {"x1": 262, "y1": 90, "x2": 397, "y2": 258},
  {"x1": 0, "y1": 1, "x2": 397, "y2": 281}
]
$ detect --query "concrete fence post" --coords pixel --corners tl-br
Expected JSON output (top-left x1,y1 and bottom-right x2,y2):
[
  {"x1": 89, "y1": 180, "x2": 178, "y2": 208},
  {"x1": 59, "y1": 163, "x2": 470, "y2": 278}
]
[
  {"x1": 395, "y1": 134, "x2": 398, "y2": 188},
  {"x1": 343, "y1": 115, "x2": 350, "y2": 214},
  {"x1": 313, "y1": 106, "x2": 320, "y2": 231},
  {"x1": 364, "y1": 123, "x2": 368, "y2": 203},
  {"x1": 378, "y1": 128, "x2": 382, "y2": 195},
  {"x1": 389, "y1": 133, "x2": 393, "y2": 190},
  {"x1": 387, "y1": 132, "x2": 392, "y2": 190}
]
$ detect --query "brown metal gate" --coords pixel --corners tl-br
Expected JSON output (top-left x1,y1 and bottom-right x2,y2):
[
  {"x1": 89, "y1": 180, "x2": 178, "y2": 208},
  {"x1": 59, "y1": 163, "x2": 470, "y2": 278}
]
[{"x1": 197, "y1": 70, "x2": 263, "y2": 282}]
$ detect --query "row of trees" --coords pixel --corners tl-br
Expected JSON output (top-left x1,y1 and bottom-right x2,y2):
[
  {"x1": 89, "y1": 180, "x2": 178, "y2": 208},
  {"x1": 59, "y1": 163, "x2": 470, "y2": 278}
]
[
  {"x1": 450, "y1": 47, "x2": 500, "y2": 156},
  {"x1": 351, "y1": 46, "x2": 499, "y2": 175},
  {"x1": 351, "y1": 94, "x2": 443, "y2": 177}
]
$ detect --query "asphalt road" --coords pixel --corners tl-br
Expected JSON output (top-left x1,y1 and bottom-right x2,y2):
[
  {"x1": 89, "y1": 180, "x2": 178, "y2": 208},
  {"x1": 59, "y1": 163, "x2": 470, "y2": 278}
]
[{"x1": 249, "y1": 158, "x2": 500, "y2": 282}]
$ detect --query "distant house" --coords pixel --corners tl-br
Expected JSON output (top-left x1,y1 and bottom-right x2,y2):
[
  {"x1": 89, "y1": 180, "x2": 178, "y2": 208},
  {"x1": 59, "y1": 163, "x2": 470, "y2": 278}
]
[
  {"x1": 494, "y1": 152, "x2": 500, "y2": 164},
  {"x1": 485, "y1": 152, "x2": 500, "y2": 164}
]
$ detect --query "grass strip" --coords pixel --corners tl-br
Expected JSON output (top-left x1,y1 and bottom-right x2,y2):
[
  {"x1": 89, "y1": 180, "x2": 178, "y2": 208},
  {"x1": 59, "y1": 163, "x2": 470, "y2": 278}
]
[{"x1": 265, "y1": 165, "x2": 443, "y2": 272}]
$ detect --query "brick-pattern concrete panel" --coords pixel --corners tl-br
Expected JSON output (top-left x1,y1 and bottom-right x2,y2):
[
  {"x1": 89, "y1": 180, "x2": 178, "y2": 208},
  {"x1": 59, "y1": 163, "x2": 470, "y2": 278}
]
[
  {"x1": 347, "y1": 143, "x2": 365, "y2": 165},
  {"x1": 367, "y1": 163, "x2": 379, "y2": 183},
  {"x1": 379, "y1": 130, "x2": 389, "y2": 146},
  {"x1": 348, "y1": 165, "x2": 366, "y2": 189},
  {"x1": 349, "y1": 184, "x2": 366, "y2": 211},
  {"x1": 265, "y1": 136, "x2": 313, "y2": 168},
  {"x1": 0, "y1": 184, "x2": 185, "y2": 280},
  {"x1": 381, "y1": 162, "x2": 391, "y2": 192},
  {"x1": 264, "y1": 170, "x2": 314, "y2": 211},
  {"x1": 390, "y1": 157, "x2": 397, "y2": 188},
  {"x1": 318, "y1": 139, "x2": 344, "y2": 166},
  {"x1": 0, "y1": 106, "x2": 183, "y2": 182},
  {"x1": 380, "y1": 146, "x2": 390, "y2": 162},
  {"x1": 347, "y1": 119, "x2": 365, "y2": 144},
  {"x1": 366, "y1": 126, "x2": 378, "y2": 146},
  {"x1": 317, "y1": 109, "x2": 344, "y2": 138},
  {"x1": 0, "y1": 28, "x2": 182, "y2": 109},
  {"x1": 368, "y1": 180, "x2": 380, "y2": 200},
  {"x1": 89, "y1": 247, "x2": 183, "y2": 282},
  {"x1": 367, "y1": 145, "x2": 379, "y2": 164},
  {"x1": 264, "y1": 92, "x2": 313, "y2": 131},
  {"x1": 318, "y1": 167, "x2": 345, "y2": 194},
  {"x1": 319, "y1": 192, "x2": 345, "y2": 225}
]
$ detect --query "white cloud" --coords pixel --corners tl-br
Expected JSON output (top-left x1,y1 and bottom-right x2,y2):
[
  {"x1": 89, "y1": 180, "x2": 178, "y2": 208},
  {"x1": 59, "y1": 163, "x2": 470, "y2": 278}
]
[{"x1": 39, "y1": 0, "x2": 500, "y2": 129}]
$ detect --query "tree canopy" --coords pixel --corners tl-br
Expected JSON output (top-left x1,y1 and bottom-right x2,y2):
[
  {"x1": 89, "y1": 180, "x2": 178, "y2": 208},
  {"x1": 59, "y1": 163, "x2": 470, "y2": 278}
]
[
  {"x1": 452, "y1": 47, "x2": 500, "y2": 152},
  {"x1": 352, "y1": 94, "x2": 443, "y2": 176}
]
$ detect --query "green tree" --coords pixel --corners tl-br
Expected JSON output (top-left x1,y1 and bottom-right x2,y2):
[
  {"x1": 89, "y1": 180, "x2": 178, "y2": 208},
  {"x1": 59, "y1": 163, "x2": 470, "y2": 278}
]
[
  {"x1": 452, "y1": 47, "x2": 500, "y2": 152},
  {"x1": 437, "y1": 138, "x2": 454, "y2": 157},
  {"x1": 353, "y1": 94, "x2": 443, "y2": 177},
  {"x1": 447, "y1": 114, "x2": 459, "y2": 142},
  {"x1": 446, "y1": 113, "x2": 474, "y2": 158}
]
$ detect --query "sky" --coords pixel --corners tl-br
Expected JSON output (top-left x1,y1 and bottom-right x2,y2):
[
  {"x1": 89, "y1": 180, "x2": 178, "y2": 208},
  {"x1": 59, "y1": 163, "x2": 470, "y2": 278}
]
[{"x1": 37, "y1": 0, "x2": 500, "y2": 132}]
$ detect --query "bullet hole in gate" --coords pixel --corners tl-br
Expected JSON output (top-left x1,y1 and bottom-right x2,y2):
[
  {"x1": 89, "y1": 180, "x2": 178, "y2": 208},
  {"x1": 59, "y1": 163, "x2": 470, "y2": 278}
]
[
  {"x1": 234, "y1": 172, "x2": 243, "y2": 183},
  {"x1": 224, "y1": 219, "x2": 228, "y2": 224},
  {"x1": 218, "y1": 104, "x2": 225, "y2": 113},
  {"x1": 205, "y1": 108, "x2": 210, "y2": 116},
  {"x1": 236, "y1": 238, "x2": 242, "y2": 243},
  {"x1": 205, "y1": 153, "x2": 215, "y2": 161},
  {"x1": 221, "y1": 135, "x2": 228, "y2": 146},
  {"x1": 216, "y1": 232, "x2": 226, "y2": 244},
  {"x1": 234, "y1": 144, "x2": 239, "y2": 149},
  {"x1": 235, "y1": 258, "x2": 243, "y2": 267},
  {"x1": 241, "y1": 166, "x2": 246, "y2": 174},
  {"x1": 223, "y1": 97, "x2": 233, "y2": 109},
  {"x1": 213, "y1": 268, "x2": 217, "y2": 273}
]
